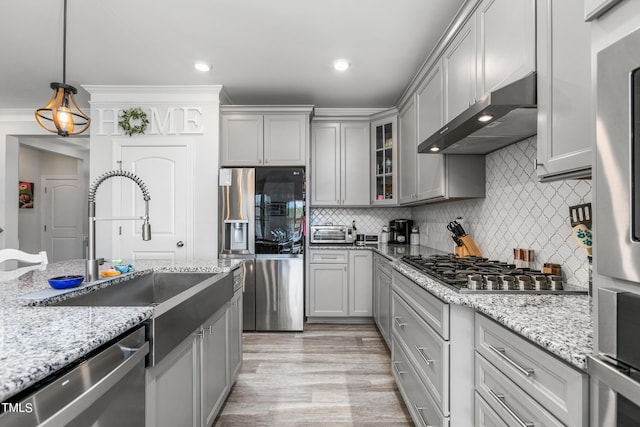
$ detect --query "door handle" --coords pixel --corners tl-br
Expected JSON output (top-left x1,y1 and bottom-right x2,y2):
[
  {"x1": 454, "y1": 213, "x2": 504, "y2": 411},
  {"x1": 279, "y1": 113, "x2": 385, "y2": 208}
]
[{"x1": 176, "y1": 241, "x2": 184, "y2": 247}]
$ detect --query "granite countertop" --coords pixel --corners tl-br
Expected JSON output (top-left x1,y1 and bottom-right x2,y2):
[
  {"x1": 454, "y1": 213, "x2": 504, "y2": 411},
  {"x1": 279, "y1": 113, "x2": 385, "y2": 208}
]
[
  {"x1": 310, "y1": 243, "x2": 594, "y2": 371},
  {"x1": 0, "y1": 258, "x2": 242, "y2": 402}
]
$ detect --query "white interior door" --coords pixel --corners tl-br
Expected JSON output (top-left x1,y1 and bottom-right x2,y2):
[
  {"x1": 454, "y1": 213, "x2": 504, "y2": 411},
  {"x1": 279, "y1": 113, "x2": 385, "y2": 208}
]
[
  {"x1": 115, "y1": 143, "x2": 191, "y2": 262},
  {"x1": 41, "y1": 176, "x2": 83, "y2": 262}
]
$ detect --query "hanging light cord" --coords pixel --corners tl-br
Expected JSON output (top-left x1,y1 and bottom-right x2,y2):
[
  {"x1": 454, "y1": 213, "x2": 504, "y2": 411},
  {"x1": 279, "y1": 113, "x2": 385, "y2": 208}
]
[{"x1": 62, "y1": 0, "x2": 67, "y2": 83}]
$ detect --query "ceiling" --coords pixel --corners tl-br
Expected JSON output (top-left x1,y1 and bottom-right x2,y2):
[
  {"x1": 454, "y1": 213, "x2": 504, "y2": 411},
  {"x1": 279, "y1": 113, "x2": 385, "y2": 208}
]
[{"x1": 0, "y1": 0, "x2": 465, "y2": 110}]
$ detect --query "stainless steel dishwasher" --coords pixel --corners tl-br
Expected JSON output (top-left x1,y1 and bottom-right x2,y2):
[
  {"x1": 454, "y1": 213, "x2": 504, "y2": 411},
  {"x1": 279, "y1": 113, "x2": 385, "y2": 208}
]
[{"x1": 0, "y1": 325, "x2": 148, "y2": 427}]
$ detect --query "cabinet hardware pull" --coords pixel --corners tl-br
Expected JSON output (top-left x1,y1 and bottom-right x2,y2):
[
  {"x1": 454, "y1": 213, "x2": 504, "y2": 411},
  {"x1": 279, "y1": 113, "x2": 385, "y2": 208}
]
[
  {"x1": 439, "y1": 127, "x2": 449, "y2": 135},
  {"x1": 412, "y1": 404, "x2": 432, "y2": 427},
  {"x1": 392, "y1": 362, "x2": 407, "y2": 375},
  {"x1": 206, "y1": 325, "x2": 213, "y2": 334},
  {"x1": 488, "y1": 344, "x2": 534, "y2": 377},
  {"x1": 488, "y1": 389, "x2": 534, "y2": 427},
  {"x1": 194, "y1": 329, "x2": 205, "y2": 338},
  {"x1": 393, "y1": 317, "x2": 407, "y2": 328},
  {"x1": 533, "y1": 159, "x2": 544, "y2": 169},
  {"x1": 415, "y1": 345, "x2": 434, "y2": 365}
]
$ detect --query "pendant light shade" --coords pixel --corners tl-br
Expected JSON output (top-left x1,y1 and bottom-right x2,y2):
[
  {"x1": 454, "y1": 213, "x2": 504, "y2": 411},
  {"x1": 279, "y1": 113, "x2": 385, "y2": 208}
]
[{"x1": 35, "y1": 0, "x2": 90, "y2": 136}]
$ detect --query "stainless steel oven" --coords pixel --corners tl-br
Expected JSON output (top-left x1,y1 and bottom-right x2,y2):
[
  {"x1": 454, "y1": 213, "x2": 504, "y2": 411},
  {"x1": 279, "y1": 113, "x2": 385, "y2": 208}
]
[{"x1": 591, "y1": 23, "x2": 640, "y2": 426}]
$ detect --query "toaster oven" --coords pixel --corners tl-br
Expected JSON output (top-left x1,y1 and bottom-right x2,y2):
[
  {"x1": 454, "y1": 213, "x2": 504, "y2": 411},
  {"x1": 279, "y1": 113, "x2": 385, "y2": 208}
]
[{"x1": 310, "y1": 225, "x2": 355, "y2": 244}]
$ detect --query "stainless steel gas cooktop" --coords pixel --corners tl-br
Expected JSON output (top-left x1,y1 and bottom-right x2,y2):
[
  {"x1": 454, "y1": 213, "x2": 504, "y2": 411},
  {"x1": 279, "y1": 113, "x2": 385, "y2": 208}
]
[{"x1": 401, "y1": 254, "x2": 587, "y2": 294}]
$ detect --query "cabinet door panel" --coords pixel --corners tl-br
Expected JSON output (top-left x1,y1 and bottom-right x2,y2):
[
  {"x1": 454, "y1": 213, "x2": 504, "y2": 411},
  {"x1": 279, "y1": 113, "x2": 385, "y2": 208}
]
[
  {"x1": 341, "y1": 122, "x2": 371, "y2": 206},
  {"x1": 477, "y1": 0, "x2": 535, "y2": 95},
  {"x1": 399, "y1": 98, "x2": 417, "y2": 204},
  {"x1": 311, "y1": 123, "x2": 341, "y2": 206},
  {"x1": 202, "y1": 309, "x2": 229, "y2": 427},
  {"x1": 537, "y1": 0, "x2": 592, "y2": 179},
  {"x1": 349, "y1": 251, "x2": 373, "y2": 316},
  {"x1": 263, "y1": 114, "x2": 307, "y2": 165},
  {"x1": 221, "y1": 114, "x2": 263, "y2": 166},
  {"x1": 443, "y1": 19, "x2": 477, "y2": 122},
  {"x1": 309, "y1": 264, "x2": 348, "y2": 316}
]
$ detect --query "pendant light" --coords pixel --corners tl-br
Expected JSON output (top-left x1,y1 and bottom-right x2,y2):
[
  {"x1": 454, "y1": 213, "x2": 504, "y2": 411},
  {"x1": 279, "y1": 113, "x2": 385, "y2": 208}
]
[{"x1": 35, "y1": 0, "x2": 90, "y2": 136}]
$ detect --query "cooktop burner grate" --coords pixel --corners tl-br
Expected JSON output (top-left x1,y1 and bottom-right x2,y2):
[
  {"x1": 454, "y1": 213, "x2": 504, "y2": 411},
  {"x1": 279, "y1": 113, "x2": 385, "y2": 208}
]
[{"x1": 400, "y1": 254, "x2": 587, "y2": 294}]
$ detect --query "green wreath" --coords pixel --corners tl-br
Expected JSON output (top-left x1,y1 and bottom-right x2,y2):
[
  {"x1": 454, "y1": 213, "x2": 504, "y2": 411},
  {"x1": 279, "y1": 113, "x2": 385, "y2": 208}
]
[{"x1": 119, "y1": 107, "x2": 149, "y2": 136}]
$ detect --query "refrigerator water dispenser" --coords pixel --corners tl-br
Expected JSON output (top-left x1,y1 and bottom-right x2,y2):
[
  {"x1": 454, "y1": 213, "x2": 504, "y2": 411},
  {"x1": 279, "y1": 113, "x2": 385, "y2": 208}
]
[{"x1": 224, "y1": 220, "x2": 249, "y2": 251}]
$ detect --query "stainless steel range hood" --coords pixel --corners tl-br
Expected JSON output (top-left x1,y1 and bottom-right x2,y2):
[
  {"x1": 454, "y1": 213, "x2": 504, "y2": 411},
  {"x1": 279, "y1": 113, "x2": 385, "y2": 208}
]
[{"x1": 418, "y1": 72, "x2": 537, "y2": 155}]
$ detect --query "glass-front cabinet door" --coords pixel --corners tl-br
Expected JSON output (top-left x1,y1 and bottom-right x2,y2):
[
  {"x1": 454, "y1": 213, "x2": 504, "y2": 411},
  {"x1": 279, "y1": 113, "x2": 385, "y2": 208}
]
[{"x1": 371, "y1": 115, "x2": 397, "y2": 205}]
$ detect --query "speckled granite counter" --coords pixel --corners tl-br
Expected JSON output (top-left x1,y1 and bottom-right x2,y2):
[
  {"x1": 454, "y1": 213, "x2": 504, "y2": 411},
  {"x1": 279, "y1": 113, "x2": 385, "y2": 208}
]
[
  {"x1": 310, "y1": 243, "x2": 594, "y2": 370},
  {"x1": 0, "y1": 258, "x2": 242, "y2": 402}
]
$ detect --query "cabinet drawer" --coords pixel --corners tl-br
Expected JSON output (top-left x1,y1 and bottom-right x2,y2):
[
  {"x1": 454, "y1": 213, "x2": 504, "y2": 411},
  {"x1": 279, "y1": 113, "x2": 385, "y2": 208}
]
[
  {"x1": 392, "y1": 291, "x2": 449, "y2": 414},
  {"x1": 308, "y1": 249, "x2": 349, "y2": 263},
  {"x1": 393, "y1": 270, "x2": 449, "y2": 339},
  {"x1": 392, "y1": 335, "x2": 448, "y2": 427},
  {"x1": 476, "y1": 354, "x2": 563, "y2": 427},
  {"x1": 475, "y1": 314, "x2": 588, "y2": 427},
  {"x1": 475, "y1": 392, "x2": 508, "y2": 427},
  {"x1": 374, "y1": 253, "x2": 393, "y2": 276}
]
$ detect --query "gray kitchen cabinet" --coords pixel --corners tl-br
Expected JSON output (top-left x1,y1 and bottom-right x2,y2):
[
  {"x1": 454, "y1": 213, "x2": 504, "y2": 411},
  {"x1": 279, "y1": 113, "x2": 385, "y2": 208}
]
[
  {"x1": 308, "y1": 249, "x2": 373, "y2": 320},
  {"x1": 399, "y1": 82, "x2": 485, "y2": 205},
  {"x1": 220, "y1": 106, "x2": 311, "y2": 166},
  {"x1": 443, "y1": 18, "x2": 477, "y2": 122},
  {"x1": 371, "y1": 113, "x2": 398, "y2": 205},
  {"x1": 201, "y1": 307, "x2": 229, "y2": 427},
  {"x1": 309, "y1": 260, "x2": 349, "y2": 317},
  {"x1": 373, "y1": 253, "x2": 392, "y2": 348},
  {"x1": 348, "y1": 250, "x2": 373, "y2": 316},
  {"x1": 391, "y1": 270, "x2": 475, "y2": 427},
  {"x1": 148, "y1": 330, "x2": 199, "y2": 427},
  {"x1": 475, "y1": 0, "x2": 536, "y2": 96},
  {"x1": 536, "y1": 0, "x2": 592, "y2": 181},
  {"x1": 311, "y1": 121, "x2": 370, "y2": 206},
  {"x1": 228, "y1": 272, "x2": 243, "y2": 382},
  {"x1": 475, "y1": 314, "x2": 588, "y2": 427}
]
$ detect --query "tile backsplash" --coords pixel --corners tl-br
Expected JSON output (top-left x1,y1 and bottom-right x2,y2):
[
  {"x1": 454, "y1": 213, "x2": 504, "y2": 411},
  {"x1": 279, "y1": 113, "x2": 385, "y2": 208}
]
[
  {"x1": 310, "y1": 207, "x2": 412, "y2": 234},
  {"x1": 411, "y1": 137, "x2": 592, "y2": 288}
]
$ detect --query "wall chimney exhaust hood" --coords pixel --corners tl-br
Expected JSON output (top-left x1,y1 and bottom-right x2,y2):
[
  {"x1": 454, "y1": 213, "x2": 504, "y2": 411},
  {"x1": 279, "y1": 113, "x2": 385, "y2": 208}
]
[{"x1": 418, "y1": 72, "x2": 537, "y2": 155}]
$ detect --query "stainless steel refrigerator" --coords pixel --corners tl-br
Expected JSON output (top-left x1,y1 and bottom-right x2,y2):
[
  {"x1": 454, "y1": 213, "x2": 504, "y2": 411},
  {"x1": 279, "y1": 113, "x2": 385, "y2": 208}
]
[{"x1": 219, "y1": 167, "x2": 305, "y2": 331}]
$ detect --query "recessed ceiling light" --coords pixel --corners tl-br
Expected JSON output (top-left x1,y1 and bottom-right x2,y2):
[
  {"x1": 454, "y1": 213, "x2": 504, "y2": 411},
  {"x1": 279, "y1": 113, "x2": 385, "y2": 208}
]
[
  {"x1": 194, "y1": 62, "x2": 211, "y2": 72},
  {"x1": 333, "y1": 59, "x2": 350, "y2": 72},
  {"x1": 478, "y1": 114, "x2": 493, "y2": 122},
  {"x1": 430, "y1": 147, "x2": 440, "y2": 152}
]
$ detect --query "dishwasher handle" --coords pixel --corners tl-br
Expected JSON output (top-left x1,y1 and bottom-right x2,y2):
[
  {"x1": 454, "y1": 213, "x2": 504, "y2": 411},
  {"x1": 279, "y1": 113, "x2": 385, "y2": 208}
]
[{"x1": 39, "y1": 341, "x2": 149, "y2": 427}]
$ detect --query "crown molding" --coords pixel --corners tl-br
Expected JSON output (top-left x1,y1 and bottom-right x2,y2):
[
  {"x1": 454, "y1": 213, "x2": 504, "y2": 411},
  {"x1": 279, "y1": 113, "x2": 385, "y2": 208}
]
[
  {"x1": 220, "y1": 105, "x2": 314, "y2": 114},
  {"x1": 82, "y1": 85, "x2": 223, "y2": 104}
]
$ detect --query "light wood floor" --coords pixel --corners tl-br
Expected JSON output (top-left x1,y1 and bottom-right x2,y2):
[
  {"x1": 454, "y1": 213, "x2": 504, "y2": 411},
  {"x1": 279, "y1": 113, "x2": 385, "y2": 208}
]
[{"x1": 213, "y1": 323, "x2": 413, "y2": 426}]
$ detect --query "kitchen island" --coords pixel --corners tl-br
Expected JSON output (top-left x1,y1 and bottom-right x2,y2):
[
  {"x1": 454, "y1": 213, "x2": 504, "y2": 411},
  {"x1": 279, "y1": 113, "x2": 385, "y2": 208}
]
[{"x1": 0, "y1": 258, "x2": 242, "y2": 403}]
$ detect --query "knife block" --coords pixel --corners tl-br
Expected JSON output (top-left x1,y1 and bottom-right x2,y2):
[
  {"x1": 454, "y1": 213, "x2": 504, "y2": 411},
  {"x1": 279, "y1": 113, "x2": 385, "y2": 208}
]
[{"x1": 456, "y1": 235, "x2": 482, "y2": 258}]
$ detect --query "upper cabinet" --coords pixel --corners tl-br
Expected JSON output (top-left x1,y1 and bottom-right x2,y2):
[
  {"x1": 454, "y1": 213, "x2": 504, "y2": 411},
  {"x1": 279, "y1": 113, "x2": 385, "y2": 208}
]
[
  {"x1": 399, "y1": 69, "x2": 485, "y2": 205},
  {"x1": 371, "y1": 113, "x2": 398, "y2": 206},
  {"x1": 476, "y1": 0, "x2": 536, "y2": 96},
  {"x1": 220, "y1": 106, "x2": 312, "y2": 166},
  {"x1": 311, "y1": 121, "x2": 370, "y2": 207},
  {"x1": 443, "y1": 18, "x2": 477, "y2": 122},
  {"x1": 536, "y1": 0, "x2": 592, "y2": 181}
]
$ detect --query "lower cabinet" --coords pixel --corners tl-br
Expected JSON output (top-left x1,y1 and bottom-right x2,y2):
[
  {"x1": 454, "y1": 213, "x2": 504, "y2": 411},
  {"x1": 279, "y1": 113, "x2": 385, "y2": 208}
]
[
  {"x1": 474, "y1": 313, "x2": 588, "y2": 427},
  {"x1": 373, "y1": 253, "x2": 392, "y2": 348},
  {"x1": 308, "y1": 249, "x2": 373, "y2": 321},
  {"x1": 391, "y1": 270, "x2": 475, "y2": 427},
  {"x1": 147, "y1": 271, "x2": 243, "y2": 427}
]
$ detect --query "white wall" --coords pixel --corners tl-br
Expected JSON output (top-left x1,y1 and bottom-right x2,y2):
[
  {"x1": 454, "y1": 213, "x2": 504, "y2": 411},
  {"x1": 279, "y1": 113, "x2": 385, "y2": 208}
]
[
  {"x1": 17, "y1": 146, "x2": 82, "y2": 254},
  {"x1": 84, "y1": 85, "x2": 222, "y2": 260}
]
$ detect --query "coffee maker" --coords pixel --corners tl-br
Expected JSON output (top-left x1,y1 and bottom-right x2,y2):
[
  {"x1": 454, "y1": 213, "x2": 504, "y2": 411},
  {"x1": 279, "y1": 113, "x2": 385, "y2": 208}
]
[{"x1": 388, "y1": 219, "x2": 413, "y2": 244}]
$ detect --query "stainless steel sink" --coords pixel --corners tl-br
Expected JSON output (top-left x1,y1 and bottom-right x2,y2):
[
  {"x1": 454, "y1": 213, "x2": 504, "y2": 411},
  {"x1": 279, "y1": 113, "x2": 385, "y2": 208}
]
[
  {"x1": 53, "y1": 272, "x2": 217, "y2": 307},
  {"x1": 51, "y1": 270, "x2": 233, "y2": 366}
]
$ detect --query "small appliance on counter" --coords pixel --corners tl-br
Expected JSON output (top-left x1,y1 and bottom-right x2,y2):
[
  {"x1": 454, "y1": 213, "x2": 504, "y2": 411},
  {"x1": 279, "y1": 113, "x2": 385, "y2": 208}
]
[
  {"x1": 310, "y1": 225, "x2": 355, "y2": 244},
  {"x1": 381, "y1": 226, "x2": 389, "y2": 244},
  {"x1": 388, "y1": 219, "x2": 413, "y2": 244},
  {"x1": 410, "y1": 226, "x2": 420, "y2": 246}
]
